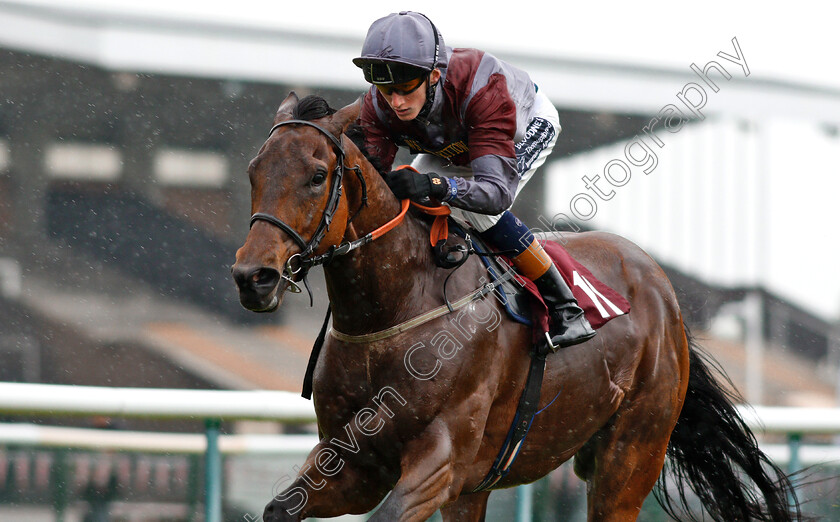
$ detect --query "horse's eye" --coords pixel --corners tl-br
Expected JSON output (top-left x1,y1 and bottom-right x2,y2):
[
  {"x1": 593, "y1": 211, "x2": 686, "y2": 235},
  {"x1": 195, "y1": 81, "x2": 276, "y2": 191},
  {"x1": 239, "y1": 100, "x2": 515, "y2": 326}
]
[{"x1": 311, "y1": 171, "x2": 327, "y2": 186}]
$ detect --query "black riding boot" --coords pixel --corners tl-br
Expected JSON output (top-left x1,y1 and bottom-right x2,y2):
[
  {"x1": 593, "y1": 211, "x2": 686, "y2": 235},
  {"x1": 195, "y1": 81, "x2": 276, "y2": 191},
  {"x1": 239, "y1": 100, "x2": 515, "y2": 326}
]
[{"x1": 533, "y1": 265, "x2": 596, "y2": 348}]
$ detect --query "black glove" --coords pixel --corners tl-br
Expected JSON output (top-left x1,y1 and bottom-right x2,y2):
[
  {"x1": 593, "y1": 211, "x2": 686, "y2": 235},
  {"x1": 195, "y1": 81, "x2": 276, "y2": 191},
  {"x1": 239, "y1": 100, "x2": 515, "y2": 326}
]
[{"x1": 385, "y1": 170, "x2": 449, "y2": 202}]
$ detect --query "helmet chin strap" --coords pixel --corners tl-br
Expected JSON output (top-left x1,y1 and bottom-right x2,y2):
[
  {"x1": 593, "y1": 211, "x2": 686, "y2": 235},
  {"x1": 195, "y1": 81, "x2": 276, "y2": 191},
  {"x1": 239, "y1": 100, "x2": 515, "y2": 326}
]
[
  {"x1": 417, "y1": 74, "x2": 437, "y2": 120},
  {"x1": 416, "y1": 12, "x2": 440, "y2": 121}
]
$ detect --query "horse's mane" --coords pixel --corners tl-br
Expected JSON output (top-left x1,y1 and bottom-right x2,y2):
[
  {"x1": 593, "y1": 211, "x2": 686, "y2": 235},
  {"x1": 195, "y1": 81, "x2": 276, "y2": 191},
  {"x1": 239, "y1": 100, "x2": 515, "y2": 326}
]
[
  {"x1": 293, "y1": 95, "x2": 336, "y2": 121},
  {"x1": 295, "y1": 94, "x2": 388, "y2": 175}
]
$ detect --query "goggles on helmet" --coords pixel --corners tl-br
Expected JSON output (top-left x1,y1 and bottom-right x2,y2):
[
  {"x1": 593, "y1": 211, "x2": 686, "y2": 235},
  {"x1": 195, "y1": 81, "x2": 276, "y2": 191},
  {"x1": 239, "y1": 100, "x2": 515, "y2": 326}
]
[
  {"x1": 374, "y1": 75, "x2": 427, "y2": 96},
  {"x1": 361, "y1": 61, "x2": 428, "y2": 86}
]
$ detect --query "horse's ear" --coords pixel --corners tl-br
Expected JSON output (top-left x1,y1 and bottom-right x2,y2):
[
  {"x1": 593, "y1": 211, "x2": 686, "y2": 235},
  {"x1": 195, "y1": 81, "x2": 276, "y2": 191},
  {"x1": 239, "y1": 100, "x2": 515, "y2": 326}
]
[
  {"x1": 274, "y1": 91, "x2": 299, "y2": 124},
  {"x1": 329, "y1": 95, "x2": 363, "y2": 135}
]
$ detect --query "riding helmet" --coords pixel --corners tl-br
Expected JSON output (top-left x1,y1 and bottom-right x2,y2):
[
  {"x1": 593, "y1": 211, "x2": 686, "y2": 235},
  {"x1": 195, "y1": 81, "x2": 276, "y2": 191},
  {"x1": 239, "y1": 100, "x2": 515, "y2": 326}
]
[{"x1": 353, "y1": 11, "x2": 447, "y2": 85}]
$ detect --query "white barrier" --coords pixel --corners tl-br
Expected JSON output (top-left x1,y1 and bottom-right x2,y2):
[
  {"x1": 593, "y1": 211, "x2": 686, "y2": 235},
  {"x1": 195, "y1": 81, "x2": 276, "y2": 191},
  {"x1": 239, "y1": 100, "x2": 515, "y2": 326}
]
[
  {"x1": 2, "y1": 424, "x2": 837, "y2": 467},
  {"x1": 0, "y1": 382, "x2": 317, "y2": 422},
  {"x1": 736, "y1": 405, "x2": 840, "y2": 435},
  {"x1": 0, "y1": 422, "x2": 319, "y2": 455},
  {"x1": 761, "y1": 444, "x2": 840, "y2": 466},
  {"x1": 1, "y1": 383, "x2": 838, "y2": 521},
  {"x1": 0, "y1": 382, "x2": 317, "y2": 522},
  {"x1": 3, "y1": 384, "x2": 835, "y2": 435}
]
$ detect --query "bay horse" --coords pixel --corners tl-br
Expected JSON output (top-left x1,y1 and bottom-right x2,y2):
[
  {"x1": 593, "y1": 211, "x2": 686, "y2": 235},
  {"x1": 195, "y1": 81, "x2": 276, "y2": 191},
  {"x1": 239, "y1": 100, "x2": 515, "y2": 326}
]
[{"x1": 232, "y1": 93, "x2": 803, "y2": 521}]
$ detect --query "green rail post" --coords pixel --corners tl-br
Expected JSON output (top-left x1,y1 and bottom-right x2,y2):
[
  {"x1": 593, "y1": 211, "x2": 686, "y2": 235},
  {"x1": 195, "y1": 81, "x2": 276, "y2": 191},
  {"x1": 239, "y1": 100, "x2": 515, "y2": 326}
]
[
  {"x1": 788, "y1": 432, "x2": 802, "y2": 475},
  {"x1": 52, "y1": 449, "x2": 70, "y2": 522},
  {"x1": 787, "y1": 432, "x2": 802, "y2": 510},
  {"x1": 515, "y1": 483, "x2": 533, "y2": 522},
  {"x1": 205, "y1": 419, "x2": 223, "y2": 522}
]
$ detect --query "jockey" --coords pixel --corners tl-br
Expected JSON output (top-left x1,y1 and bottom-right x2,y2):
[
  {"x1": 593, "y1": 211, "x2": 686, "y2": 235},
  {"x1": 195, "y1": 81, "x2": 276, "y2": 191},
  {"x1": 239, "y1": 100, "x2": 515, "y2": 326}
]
[{"x1": 353, "y1": 11, "x2": 595, "y2": 349}]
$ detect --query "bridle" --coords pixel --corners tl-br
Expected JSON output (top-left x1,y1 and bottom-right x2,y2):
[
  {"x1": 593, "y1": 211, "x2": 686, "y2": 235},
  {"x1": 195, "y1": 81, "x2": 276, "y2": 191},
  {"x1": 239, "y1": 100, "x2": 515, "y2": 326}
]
[
  {"x1": 249, "y1": 119, "x2": 366, "y2": 298},
  {"x1": 248, "y1": 119, "x2": 454, "y2": 305}
]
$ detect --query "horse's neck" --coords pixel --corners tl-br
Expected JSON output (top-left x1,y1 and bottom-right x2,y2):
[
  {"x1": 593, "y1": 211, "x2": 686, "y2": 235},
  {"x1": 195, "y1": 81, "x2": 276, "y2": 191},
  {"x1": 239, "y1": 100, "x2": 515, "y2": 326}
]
[{"x1": 323, "y1": 169, "x2": 436, "y2": 335}]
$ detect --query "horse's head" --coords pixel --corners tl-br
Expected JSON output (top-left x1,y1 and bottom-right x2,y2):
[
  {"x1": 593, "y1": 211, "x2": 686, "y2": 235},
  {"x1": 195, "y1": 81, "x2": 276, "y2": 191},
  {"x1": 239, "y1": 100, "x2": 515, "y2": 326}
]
[{"x1": 232, "y1": 92, "x2": 362, "y2": 312}]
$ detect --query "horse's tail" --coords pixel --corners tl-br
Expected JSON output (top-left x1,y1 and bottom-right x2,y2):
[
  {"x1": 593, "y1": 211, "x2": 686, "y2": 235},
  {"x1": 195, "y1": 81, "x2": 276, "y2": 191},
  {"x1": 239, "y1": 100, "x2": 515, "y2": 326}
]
[{"x1": 654, "y1": 330, "x2": 805, "y2": 522}]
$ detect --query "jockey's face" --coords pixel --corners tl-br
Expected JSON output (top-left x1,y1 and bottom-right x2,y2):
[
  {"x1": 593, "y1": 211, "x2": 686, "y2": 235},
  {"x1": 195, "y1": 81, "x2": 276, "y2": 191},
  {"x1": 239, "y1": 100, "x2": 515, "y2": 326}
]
[{"x1": 377, "y1": 69, "x2": 441, "y2": 121}]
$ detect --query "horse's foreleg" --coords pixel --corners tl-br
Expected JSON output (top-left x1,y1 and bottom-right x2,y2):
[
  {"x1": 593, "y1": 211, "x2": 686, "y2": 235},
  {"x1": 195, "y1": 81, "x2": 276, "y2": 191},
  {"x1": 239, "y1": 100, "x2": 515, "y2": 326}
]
[
  {"x1": 440, "y1": 490, "x2": 491, "y2": 522},
  {"x1": 262, "y1": 441, "x2": 389, "y2": 521},
  {"x1": 368, "y1": 418, "x2": 456, "y2": 522}
]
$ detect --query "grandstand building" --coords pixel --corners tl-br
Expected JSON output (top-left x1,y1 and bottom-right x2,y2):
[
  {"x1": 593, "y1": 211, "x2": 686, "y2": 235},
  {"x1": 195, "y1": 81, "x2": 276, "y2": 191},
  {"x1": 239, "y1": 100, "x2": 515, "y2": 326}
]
[{"x1": 1, "y1": 2, "x2": 839, "y2": 519}]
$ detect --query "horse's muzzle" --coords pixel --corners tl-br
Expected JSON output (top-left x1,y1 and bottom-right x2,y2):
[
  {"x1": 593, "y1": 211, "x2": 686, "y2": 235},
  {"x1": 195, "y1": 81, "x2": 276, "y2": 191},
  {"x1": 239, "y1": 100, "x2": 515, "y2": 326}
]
[
  {"x1": 263, "y1": 499, "x2": 298, "y2": 521},
  {"x1": 231, "y1": 264, "x2": 282, "y2": 312}
]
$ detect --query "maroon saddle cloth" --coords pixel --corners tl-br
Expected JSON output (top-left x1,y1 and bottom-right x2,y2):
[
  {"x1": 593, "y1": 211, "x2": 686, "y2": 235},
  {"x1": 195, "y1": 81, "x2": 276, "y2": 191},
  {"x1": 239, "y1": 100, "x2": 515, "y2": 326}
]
[{"x1": 495, "y1": 239, "x2": 631, "y2": 339}]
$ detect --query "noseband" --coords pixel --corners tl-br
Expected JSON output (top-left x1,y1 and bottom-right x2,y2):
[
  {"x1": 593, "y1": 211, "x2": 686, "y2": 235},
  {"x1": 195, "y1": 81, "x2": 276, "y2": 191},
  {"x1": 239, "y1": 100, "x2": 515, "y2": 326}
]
[{"x1": 249, "y1": 119, "x2": 365, "y2": 296}]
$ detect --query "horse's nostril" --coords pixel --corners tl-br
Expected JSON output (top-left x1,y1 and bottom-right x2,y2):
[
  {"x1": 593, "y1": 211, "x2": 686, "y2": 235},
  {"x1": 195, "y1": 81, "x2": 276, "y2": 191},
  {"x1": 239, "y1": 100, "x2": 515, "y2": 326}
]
[
  {"x1": 253, "y1": 267, "x2": 280, "y2": 289},
  {"x1": 263, "y1": 501, "x2": 276, "y2": 520},
  {"x1": 232, "y1": 266, "x2": 280, "y2": 293}
]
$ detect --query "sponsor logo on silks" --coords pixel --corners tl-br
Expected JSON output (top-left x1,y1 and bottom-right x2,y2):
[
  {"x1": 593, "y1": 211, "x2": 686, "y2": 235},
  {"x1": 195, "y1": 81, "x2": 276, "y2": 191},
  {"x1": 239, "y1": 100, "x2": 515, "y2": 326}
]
[
  {"x1": 402, "y1": 138, "x2": 469, "y2": 160},
  {"x1": 515, "y1": 117, "x2": 555, "y2": 174}
]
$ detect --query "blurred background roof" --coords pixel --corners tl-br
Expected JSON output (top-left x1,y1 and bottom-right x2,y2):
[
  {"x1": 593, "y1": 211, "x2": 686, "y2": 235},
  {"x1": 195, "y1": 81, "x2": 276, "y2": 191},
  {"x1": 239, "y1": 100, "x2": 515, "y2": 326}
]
[
  {"x1": 3, "y1": 0, "x2": 840, "y2": 119},
  {"x1": 0, "y1": 0, "x2": 838, "y2": 399},
  {"x1": 2, "y1": 0, "x2": 838, "y2": 87}
]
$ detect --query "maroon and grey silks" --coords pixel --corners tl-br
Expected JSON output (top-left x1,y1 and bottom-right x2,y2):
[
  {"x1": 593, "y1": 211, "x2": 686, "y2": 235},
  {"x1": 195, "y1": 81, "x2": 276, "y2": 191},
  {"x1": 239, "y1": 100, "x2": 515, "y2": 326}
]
[{"x1": 359, "y1": 47, "x2": 555, "y2": 216}]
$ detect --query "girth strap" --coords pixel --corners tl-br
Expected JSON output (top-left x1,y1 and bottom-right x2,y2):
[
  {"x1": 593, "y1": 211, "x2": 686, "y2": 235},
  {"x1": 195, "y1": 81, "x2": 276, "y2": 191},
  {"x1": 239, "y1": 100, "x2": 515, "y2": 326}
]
[
  {"x1": 472, "y1": 342, "x2": 551, "y2": 492},
  {"x1": 329, "y1": 276, "x2": 507, "y2": 344},
  {"x1": 299, "y1": 260, "x2": 516, "y2": 399},
  {"x1": 301, "y1": 305, "x2": 332, "y2": 400}
]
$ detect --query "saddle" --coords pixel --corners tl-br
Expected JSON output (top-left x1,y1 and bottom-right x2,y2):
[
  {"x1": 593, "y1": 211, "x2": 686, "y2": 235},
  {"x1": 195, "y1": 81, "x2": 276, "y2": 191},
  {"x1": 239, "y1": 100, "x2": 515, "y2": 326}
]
[{"x1": 444, "y1": 221, "x2": 630, "y2": 339}]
